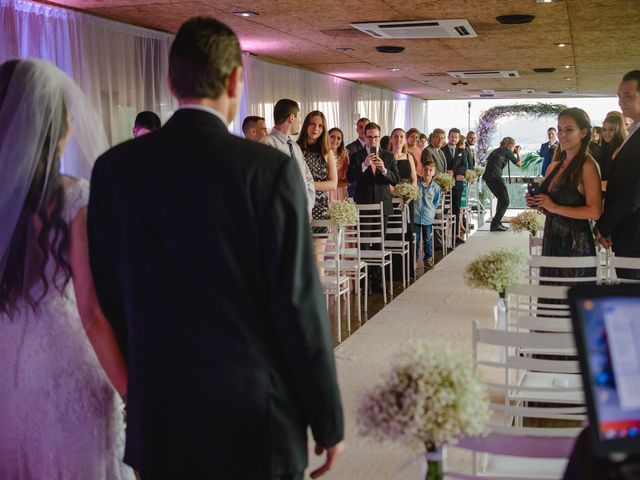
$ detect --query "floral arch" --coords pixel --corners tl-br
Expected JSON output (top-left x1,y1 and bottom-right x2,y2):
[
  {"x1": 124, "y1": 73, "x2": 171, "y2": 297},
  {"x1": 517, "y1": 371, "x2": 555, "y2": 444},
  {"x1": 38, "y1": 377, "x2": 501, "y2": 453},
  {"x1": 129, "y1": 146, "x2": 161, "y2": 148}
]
[{"x1": 475, "y1": 102, "x2": 567, "y2": 164}]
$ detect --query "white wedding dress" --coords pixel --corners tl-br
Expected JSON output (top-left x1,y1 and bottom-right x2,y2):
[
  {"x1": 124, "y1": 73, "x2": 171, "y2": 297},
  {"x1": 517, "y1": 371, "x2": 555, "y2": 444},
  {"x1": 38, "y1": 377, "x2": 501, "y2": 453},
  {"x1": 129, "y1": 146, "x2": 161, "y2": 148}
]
[{"x1": 0, "y1": 179, "x2": 134, "y2": 480}]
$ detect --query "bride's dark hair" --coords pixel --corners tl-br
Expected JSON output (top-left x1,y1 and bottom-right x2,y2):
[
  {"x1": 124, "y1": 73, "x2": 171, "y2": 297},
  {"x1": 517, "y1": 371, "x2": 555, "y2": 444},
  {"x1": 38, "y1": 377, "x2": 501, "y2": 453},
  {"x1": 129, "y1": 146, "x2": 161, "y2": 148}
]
[{"x1": 0, "y1": 60, "x2": 71, "y2": 318}]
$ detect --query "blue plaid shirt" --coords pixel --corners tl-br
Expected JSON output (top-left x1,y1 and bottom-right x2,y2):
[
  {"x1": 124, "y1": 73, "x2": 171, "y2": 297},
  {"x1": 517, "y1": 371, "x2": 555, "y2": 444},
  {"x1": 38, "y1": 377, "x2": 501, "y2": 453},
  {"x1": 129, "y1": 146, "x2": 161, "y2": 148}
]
[{"x1": 414, "y1": 178, "x2": 441, "y2": 225}]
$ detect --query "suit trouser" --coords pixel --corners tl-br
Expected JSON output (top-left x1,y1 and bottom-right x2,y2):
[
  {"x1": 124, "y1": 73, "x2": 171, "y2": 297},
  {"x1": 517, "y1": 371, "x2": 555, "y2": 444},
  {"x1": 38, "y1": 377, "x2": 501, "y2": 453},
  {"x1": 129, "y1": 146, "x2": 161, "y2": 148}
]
[{"x1": 484, "y1": 177, "x2": 509, "y2": 227}]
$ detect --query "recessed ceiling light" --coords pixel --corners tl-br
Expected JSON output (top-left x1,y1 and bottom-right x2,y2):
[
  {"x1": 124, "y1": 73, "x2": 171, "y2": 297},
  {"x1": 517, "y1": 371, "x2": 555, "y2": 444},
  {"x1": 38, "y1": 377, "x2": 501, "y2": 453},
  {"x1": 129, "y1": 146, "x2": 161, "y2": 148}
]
[
  {"x1": 555, "y1": 43, "x2": 568, "y2": 47},
  {"x1": 445, "y1": 89, "x2": 452, "y2": 92},
  {"x1": 565, "y1": 77, "x2": 572, "y2": 80},
  {"x1": 233, "y1": 11, "x2": 259, "y2": 17},
  {"x1": 533, "y1": 67, "x2": 556, "y2": 73},
  {"x1": 563, "y1": 65, "x2": 573, "y2": 68},
  {"x1": 388, "y1": 67, "x2": 401, "y2": 72},
  {"x1": 496, "y1": 14, "x2": 535, "y2": 24},
  {"x1": 336, "y1": 47, "x2": 354, "y2": 52},
  {"x1": 536, "y1": 0, "x2": 559, "y2": 3},
  {"x1": 375, "y1": 46, "x2": 405, "y2": 54}
]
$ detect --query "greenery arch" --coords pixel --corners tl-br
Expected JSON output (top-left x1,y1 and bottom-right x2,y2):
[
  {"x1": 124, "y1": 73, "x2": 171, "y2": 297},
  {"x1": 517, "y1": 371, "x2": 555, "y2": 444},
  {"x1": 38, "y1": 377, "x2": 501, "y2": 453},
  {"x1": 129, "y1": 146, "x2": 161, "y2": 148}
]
[{"x1": 475, "y1": 102, "x2": 567, "y2": 164}]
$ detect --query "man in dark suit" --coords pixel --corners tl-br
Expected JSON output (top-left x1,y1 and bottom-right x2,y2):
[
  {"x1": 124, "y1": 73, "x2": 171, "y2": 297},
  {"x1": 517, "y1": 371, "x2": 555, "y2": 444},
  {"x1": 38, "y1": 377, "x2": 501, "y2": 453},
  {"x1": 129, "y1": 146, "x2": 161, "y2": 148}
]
[
  {"x1": 87, "y1": 17, "x2": 344, "y2": 480},
  {"x1": 345, "y1": 117, "x2": 369, "y2": 197},
  {"x1": 596, "y1": 70, "x2": 640, "y2": 271},
  {"x1": 347, "y1": 122, "x2": 400, "y2": 291},
  {"x1": 540, "y1": 127, "x2": 559, "y2": 176},
  {"x1": 441, "y1": 128, "x2": 467, "y2": 243}
]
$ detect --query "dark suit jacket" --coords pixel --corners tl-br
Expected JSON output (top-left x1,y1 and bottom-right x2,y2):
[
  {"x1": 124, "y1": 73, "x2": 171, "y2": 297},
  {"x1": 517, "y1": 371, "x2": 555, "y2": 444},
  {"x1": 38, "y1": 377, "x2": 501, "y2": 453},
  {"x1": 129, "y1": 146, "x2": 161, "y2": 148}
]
[
  {"x1": 464, "y1": 143, "x2": 475, "y2": 170},
  {"x1": 346, "y1": 138, "x2": 365, "y2": 157},
  {"x1": 540, "y1": 141, "x2": 558, "y2": 176},
  {"x1": 347, "y1": 148, "x2": 399, "y2": 215},
  {"x1": 596, "y1": 127, "x2": 640, "y2": 257},
  {"x1": 87, "y1": 109, "x2": 344, "y2": 478},
  {"x1": 441, "y1": 145, "x2": 467, "y2": 176}
]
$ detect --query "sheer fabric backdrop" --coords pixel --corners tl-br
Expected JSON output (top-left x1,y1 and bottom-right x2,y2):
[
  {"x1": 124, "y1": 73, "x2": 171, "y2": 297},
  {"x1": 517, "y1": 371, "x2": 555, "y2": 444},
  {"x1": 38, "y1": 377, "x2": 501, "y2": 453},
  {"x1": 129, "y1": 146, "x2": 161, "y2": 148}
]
[{"x1": 1, "y1": 0, "x2": 428, "y2": 148}]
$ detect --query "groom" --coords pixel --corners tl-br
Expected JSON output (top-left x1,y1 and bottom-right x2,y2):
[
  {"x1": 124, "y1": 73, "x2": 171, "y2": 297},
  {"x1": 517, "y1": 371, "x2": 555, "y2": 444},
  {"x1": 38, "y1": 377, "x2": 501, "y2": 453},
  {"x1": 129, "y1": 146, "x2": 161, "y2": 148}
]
[{"x1": 88, "y1": 16, "x2": 344, "y2": 480}]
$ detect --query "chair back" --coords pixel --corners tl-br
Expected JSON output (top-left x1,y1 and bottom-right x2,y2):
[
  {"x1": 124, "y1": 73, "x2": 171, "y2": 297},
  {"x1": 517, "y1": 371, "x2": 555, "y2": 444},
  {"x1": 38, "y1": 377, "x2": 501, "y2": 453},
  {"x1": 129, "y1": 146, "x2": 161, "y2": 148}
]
[{"x1": 356, "y1": 202, "x2": 386, "y2": 249}]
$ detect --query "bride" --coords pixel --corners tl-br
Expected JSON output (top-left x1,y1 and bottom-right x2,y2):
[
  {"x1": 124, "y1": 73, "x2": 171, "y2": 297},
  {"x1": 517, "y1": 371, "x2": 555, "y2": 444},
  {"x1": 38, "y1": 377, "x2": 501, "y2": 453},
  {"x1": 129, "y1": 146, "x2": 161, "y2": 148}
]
[{"x1": 0, "y1": 58, "x2": 134, "y2": 479}]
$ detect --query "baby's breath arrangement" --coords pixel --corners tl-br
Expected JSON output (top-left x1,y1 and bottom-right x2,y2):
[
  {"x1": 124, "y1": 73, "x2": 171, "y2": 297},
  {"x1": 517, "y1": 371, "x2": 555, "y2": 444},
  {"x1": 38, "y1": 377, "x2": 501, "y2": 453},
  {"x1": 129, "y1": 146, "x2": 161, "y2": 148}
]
[
  {"x1": 358, "y1": 342, "x2": 490, "y2": 448},
  {"x1": 327, "y1": 199, "x2": 358, "y2": 226},
  {"x1": 474, "y1": 165, "x2": 485, "y2": 177},
  {"x1": 433, "y1": 172, "x2": 455, "y2": 191},
  {"x1": 464, "y1": 169, "x2": 478, "y2": 183},
  {"x1": 464, "y1": 247, "x2": 527, "y2": 297},
  {"x1": 510, "y1": 209, "x2": 545, "y2": 236},
  {"x1": 393, "y1": 183, "x2": 420, "y2": 204}
]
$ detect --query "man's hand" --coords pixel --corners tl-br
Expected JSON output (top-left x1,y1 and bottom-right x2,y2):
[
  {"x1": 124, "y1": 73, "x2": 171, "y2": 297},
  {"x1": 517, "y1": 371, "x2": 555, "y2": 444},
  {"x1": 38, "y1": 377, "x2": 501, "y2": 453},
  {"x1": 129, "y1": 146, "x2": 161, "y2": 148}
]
[
  {"x1": 310, "y1": 441, "x2": 345, "y2": 479},
  {"x1": 594, "y1": 227, "x2": 612, "y2": 249},
  {"x1": 455, "y1": 174, "x2": 465, "y2": 181}
]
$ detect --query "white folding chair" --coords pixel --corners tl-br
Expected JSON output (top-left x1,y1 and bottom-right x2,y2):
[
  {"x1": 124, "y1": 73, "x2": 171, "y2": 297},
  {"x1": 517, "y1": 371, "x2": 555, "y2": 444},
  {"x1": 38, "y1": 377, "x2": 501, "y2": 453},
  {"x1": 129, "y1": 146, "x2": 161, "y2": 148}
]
[
  {"x1": 605, "y1": 251, "x2": 640, "y2": 283},
  {"x1": 337, "y1": 221, "x2": 368, "y2": 320},
  {"x1": 356, "y1": 202, "x2": 393, "y2": 304},
  {"x1": 312, "y1": 220, "x2": 351, "y2": 343},
  {"x1": 528, "y1": 235, "x2": 543, "y2": 256},
  {"x1": 386, "y1": 198, "x2": 411, "y2": 289},
  {"x1": 525, "y1": 255, "x2": 603, "y2": 285},
  {"x1": 431, "y1": 193, "x2": 450, "y2": 258}
]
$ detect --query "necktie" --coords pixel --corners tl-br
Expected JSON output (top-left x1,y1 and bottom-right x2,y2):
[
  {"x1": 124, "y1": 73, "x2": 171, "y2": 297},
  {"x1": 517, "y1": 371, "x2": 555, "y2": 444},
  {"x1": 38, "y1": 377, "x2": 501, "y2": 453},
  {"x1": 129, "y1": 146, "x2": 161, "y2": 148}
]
[{"x1": 287, "y1": 138, "x2": 295, "y2": 160}]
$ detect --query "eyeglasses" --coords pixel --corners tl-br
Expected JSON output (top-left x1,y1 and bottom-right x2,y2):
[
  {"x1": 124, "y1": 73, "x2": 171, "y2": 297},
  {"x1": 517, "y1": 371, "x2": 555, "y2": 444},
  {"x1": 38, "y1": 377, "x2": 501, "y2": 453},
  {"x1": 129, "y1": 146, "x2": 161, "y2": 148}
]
[{"x1": 366, "y1": 135, "x2": 380, "y2": 140}]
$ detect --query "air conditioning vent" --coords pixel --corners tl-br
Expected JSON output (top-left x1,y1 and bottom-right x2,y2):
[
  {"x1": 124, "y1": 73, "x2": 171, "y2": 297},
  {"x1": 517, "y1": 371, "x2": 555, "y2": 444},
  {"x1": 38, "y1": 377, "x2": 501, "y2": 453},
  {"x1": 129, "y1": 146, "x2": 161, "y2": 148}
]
[
  {"x1": 448, "y1": 70, "x2": 520, "y2": 79},
  {"x1": 351, "y1": 19, "x2": 477, "y2": 39}
]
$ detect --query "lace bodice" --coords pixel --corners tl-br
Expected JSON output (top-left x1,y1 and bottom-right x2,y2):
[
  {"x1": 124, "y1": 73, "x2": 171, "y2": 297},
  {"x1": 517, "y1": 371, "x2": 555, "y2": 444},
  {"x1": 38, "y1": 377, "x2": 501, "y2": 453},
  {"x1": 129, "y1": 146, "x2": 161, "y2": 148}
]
[{"x1": 0, "y1": 179, "x2": 134, "y2": 479}]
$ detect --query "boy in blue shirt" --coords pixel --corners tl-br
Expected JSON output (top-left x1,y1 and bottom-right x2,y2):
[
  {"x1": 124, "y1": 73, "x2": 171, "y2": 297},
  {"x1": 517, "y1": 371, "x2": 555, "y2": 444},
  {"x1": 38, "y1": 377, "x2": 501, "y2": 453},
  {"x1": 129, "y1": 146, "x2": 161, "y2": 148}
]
[{"x1": 414, "y1": 160, "x2": 441, "y2": 269}]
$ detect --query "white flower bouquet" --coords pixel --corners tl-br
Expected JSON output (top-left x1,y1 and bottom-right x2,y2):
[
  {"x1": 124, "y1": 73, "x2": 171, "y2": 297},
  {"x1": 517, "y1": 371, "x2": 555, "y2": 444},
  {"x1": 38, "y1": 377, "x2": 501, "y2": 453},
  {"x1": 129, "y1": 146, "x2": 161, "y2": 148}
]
[
  {"x1": 393, "y1": 183, "x2": 420, "y2": 204},
  {"x1": 464, "y1": 247, "x2": 527, "y2": 297},
  {"x1": 327, "y1": 198, "x2": 358, "y2": 226},
  {"x1": 433, "y1": 172, "x2": 455, "y2": 191},
  {"x1": 357, "y1": 342, "x2": 490, "y2": 447},
  {"x1": 510, "y1": 209, "x2": 545, "y2": 236},
  {"x1": 464, "y1": 169, "x2": 478, "y2": 184},
  {"x1": 474, "y1": 165, "x2": 485, "y2": 177}
]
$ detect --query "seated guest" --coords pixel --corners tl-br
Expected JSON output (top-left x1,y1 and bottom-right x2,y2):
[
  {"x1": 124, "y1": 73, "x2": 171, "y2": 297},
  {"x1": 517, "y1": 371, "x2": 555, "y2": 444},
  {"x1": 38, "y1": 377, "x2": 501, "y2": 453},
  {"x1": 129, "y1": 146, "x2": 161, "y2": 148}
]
[
  {"x1": 328, "y1": 127, "x2": 349, "y2": 200},
  {"x1": 414, "y1": 160, "x2": 441, "y2": 270},
  {"x1": 132, "y1": 110, "x2": 161, "y2": 137},
  {"x1": 241, "y1": 115, "x2": 267, "y2": 141}
]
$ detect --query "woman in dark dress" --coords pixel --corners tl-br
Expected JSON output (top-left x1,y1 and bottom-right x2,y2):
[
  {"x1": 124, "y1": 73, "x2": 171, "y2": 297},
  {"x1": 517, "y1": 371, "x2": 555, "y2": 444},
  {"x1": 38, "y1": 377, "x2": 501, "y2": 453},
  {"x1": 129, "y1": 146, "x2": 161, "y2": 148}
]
[
  {"x1": 390, "y1": 128, "x2": 417, "y2": 279},
  {"x1": 599, "y1": 112, "x2": 627, "y2": 191},
  {"x1": 527, "y1": 107, "x2": 602, "y2": 282}
]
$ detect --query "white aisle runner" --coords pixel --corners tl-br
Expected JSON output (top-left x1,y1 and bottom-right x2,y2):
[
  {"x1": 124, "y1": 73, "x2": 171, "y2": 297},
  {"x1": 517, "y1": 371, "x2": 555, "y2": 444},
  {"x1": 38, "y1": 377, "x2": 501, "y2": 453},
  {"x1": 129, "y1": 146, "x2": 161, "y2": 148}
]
[{"x1": 307, "y1": 227, "x2": 529, "y2": 479}]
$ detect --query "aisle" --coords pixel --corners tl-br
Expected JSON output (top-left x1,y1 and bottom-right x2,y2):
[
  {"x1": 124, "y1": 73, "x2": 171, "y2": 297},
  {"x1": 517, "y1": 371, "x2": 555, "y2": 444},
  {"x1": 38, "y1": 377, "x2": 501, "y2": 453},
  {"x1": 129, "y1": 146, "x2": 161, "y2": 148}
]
[{"x1": 308, "y1": 227, "x2": 530, "y2": 479}]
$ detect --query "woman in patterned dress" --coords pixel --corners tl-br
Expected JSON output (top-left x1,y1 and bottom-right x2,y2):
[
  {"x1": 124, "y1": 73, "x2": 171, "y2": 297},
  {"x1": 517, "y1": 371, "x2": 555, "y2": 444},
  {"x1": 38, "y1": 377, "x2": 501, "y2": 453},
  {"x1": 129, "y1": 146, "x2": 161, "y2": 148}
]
[{"x1": 297, "y1": 111, "x2": 337, "y2": 268}]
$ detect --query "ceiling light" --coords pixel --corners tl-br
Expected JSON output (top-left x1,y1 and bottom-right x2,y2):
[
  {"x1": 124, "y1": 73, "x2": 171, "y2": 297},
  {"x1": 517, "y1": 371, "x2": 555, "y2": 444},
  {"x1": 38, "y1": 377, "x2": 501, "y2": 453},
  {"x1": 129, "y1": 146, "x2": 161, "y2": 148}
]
[
  {"x1": 533, "y1": 67, "x2": 556, "y2": 73},
  {"x1": 445, "y1": 89, "x2": 452, "y2": 92},
  {"x1": 555, "y1": 43, "x2": 568, "y2": 47},
  {"x1": 336, "y1": 47, "x2": 354, "y2": 52},
  {"x1": 565, "y1": 77, "x2": 572, "y2": 80},
  {"x1": 536, "y1": 0, "x2": 559, "y2": 3},
  {"x1": 563, "y1": 65, "x2": 572, "y2": 68},
  {"x1": 548, "y1": 90, "x2": 564, "y2": 94},
  {"x1": 233, "y1": 11, "x2": 259, "y2": 17},
  {"x1": 376, "y1": 46, "x2": 405, "y2": 53},
  {"x1": 496, "y1": 14, "x2": 535, "y2": 24},
  {"x1": 388, "y1": 67, "x2": 401, "y2": 72}
]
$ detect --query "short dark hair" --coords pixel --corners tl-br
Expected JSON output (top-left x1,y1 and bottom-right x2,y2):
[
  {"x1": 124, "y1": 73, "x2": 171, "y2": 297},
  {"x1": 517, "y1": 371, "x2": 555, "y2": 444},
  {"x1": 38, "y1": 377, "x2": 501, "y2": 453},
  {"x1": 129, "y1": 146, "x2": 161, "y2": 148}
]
[
  {"x1": 622, "y1": 70, "x2": 640, "y2": 91},
  {"x1": 273, "y1": 99, "x2": 299, "y2": 125},
  {"x1": 547, "y1": 127, "x2": 557, "y2": 132},
  {"x1": 241, "y1": 115, "x2": 265, "y2": 133},
  {"x1": 364, "y1": 122, "x2": 381, "y2": 133},
  {"x1": 169, "y1": 17, "x2": 242, "y2": 100},
  {"x1": 134, "y1": 111, "x2": 161, "y2": 131},
  {"x1": 357, "y1": 117, "x2": 370, "y2": 126},
  {"x1": 406, "y1": 127, "x2": 420, "y2": 137},
  {"x1": 448, "y1": 128, "x2": 461, "y2": 136},
  {"x1": 419, "y1": 133, "x2": 428, "y2": 141}
]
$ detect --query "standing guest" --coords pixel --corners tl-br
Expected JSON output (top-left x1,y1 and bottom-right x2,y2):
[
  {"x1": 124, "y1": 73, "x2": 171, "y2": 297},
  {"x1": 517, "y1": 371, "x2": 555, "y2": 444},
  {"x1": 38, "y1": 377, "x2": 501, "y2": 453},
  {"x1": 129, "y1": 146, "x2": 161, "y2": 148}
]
[
  {"x1": 346, "y1": 117, "x2": 369, "y2": 156},
  {"x1": 380, "y1": 135, "x2": 391, "y2": 152},
  {"x1": 347, "y1": 122, "x2": 400, "y2": 292},
  {"x1": 528, "y1": 108, "x2": 601, "y2": 280},
  {"x1": 625, "y1": 116, "x2": 633, "y2": 129},
  {"x1": 441, "y1": 128, "x2": 467, "y2": 243},
  {"x1": 465, "y1": 131, "x2": 477, "y2": 170},
  {"x1": 596, "y1": 70, "x2": 640, "y2": 267},
  {"x1": 345, "y1": 117, "x2": 369, "y2": 196},
  {"x1": 263, "y1": 99, "x2": 316, "y2": 217},
  {"x1": 483, "y1": 137, "x2": 522, "y2": 232},
  {"x1": 88, "y1": 17, "x2": 344, "y2": 479},
  {"x1": 390, "y1": 128, "x2": 417, "y2": 280},
  {"x1": 421, "y1": 128, "x2": 447, "y2": 174},
  {"x1": 297, "y1": 111, "x2": 338, "y2": 265},
  {"x1": 406, "y1": 127, "x2": 423, "y2": 177},
  {"x1": 540, "y1": 127, "x2": 559, "y2": 176},
  {"x1": 414, "y1": 160, "x2": 441, "y2": 270},
  {"x1": 241, "y1": 115, "x2": 268, "y2": 141},
  {"x1": 328, "y1": 127, "x2": 349, "y2": 200},
  {"x1": 132, "y1": 110, "x2": 161, "y2": 137},
  {"x1": 591, "y1": 126, "x2": 602, "y2": 146},
  {"x1": 0, "y1": 58, "x2": 131, "y2": 479},
  {"x1": 418, "y1": 132, "x2": 428, "y2": 149},
  {"x1": 598, "y1": 112, "x2": 628, "y2": 189}
]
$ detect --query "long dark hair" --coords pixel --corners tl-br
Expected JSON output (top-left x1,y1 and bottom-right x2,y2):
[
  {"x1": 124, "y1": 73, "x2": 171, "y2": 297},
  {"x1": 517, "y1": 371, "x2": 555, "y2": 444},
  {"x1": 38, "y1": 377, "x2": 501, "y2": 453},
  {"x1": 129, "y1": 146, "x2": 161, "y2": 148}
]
[
  {"x1": 0, "y1": 60, "x2": 71, "y2": 318},
  {"x1": 328, "y1": 127, "x2": 346, "y2": 157},
  {"x1": 297, "y1": 110, "x2": 330, "y2": 158},
  {"x1": 553, "y1": 107, "x2": 592, "y2": 189},
  {"x1": 602, "y1": 112, "x2": 627, "y2": 153}
]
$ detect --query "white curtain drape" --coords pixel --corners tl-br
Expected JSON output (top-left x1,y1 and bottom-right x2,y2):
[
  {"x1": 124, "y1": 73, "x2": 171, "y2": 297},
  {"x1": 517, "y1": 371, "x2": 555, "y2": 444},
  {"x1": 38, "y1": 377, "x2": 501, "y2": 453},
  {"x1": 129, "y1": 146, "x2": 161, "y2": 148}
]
[{"x1": 1, "y1": 0, "x2": 428, "y2": 146}]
